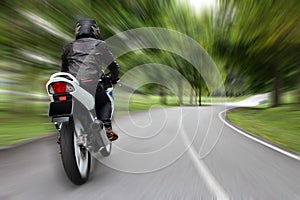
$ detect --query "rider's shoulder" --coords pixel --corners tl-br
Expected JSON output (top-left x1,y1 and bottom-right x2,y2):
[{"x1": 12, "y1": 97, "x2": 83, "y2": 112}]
[
  {"x1": 95, "y1": 40, "x2": 108, "y2": 48},
  {"x1": 62, "y1": 42, "x2": 74, "y2": 51}
]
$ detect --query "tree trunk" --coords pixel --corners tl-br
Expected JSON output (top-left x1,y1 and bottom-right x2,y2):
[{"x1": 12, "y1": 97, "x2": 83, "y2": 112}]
[
  {"x1": 194, "y1": 89, "x2": 197, "y2": 104},
  {"x1": 178, "y1": 80, "x2": 183, "y2": 105},
  {"x1": 297, "y1": 66, "x2": 300, "y2": 110},
  {"x1": 190, "y1": 87, "x2": 194, "y2": 105},
  {"x1": 159, "y1": 87, "x2": 167, "y2": 105},
  {"x1": 198, "y1": 87, "x2": 202, "y2": 106},
  {"x1": 272, "y1": 66, "x2": 281, "y2": 107}
]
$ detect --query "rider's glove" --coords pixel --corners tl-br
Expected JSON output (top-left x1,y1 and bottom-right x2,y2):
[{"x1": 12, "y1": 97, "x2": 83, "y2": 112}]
[{"x1": 108, "y1": 61, "x2": 119, "y2": 85}]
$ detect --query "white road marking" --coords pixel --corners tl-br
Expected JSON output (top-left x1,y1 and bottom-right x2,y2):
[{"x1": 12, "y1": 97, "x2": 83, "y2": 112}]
[
  {"x1": 180, "y1": 127, "x2": 229, "y2": 200},
  {"x1": 219, "y1": 109, "x2": 300, "y2": 161}
]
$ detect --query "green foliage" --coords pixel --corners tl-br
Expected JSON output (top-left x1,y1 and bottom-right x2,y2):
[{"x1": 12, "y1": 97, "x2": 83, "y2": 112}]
[
  {"x1": 215, "y1": 0, "x2": 300, "y2": 106},
  {"x1": 0, "y1": 0, "x2": 299, "y2": 107},
  {"x1": 0, "y1": 0, "x2": 211, "y2": 98}
]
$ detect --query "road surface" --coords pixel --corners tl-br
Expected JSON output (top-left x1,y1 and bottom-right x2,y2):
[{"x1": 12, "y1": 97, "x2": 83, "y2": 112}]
[{"x1": 0, "y1": 95, "x2": 299, "y2": 199}]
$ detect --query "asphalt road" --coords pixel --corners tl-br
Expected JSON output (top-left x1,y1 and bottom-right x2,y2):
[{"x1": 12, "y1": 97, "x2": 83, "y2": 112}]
[{"x1": 0, "y1": 95, "x2": 299, "y2": 199}]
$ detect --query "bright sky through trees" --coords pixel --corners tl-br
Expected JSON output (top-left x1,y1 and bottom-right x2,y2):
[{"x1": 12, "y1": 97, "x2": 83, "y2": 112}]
[{"x1": 180, "y1": 0, "x2": 217, "y2": 11}]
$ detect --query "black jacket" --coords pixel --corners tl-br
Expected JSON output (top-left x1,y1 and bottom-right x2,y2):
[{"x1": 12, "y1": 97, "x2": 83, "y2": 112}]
[{"x1": 61, "y1": 37, "x2": 119, "y2": 83}]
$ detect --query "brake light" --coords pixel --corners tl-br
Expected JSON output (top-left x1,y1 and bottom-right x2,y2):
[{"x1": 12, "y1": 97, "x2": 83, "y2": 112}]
[
  {"x1": 49, "y1": 82, "x2": 74, "y2": 94},
  {"x1": 58, "y1": 96, "x2": 67, "y2": 101}
]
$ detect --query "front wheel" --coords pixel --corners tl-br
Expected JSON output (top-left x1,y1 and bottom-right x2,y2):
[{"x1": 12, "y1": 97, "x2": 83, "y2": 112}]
[{"x1": 60, "y1": 120, "x2": 91, "y2": 185}]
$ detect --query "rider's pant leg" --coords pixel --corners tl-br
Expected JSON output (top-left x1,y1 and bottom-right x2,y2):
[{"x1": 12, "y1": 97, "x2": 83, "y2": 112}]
[{"x1": 95, "y1": 83, "x2": 112, "y2": 128}]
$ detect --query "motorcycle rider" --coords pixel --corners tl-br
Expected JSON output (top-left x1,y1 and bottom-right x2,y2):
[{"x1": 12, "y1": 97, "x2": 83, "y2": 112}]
[{"x1": 61, "y1": 19, "x2": 119, "y2": 141}]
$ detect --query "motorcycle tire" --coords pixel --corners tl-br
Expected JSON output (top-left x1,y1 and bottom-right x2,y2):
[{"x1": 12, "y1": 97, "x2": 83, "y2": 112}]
[{"x1": 60, "y1": 120, "x2": 91, "y2": 185}]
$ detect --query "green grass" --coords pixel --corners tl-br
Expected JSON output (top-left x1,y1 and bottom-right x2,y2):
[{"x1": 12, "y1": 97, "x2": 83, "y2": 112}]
[
  {"x1": 0, "y1": 113, "x2": 53, "y2": 147},
  {"x1": 0, "y1": 94, "x2": 52, "y2": 147},
  {"x1": 114, "y1": 94, "x2": 178, "y2": 114},
  {"x1": 129, "y1": 95, "x2": 179, "y2": 110},
  {"x1": 228, "y1": 104, "x2": 300, "y2": 152}
]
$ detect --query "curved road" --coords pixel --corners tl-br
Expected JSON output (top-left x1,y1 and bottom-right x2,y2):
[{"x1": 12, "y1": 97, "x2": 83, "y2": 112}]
[{"x1": 0, "y1": 95, "x2": 299, "y2": 199}]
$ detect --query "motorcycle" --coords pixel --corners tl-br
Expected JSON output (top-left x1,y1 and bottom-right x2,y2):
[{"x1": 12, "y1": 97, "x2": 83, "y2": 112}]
[{"x1": 46, "y1": 72, "x2": 112, "y2": 185}]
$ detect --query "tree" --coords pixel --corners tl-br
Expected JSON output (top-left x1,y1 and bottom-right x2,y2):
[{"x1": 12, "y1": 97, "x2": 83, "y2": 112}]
[{"x1": 216, "y1": 0, "x2": 300, "y2": 107}]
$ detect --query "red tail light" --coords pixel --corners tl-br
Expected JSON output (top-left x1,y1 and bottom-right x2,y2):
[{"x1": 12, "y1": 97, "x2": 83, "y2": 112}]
[
  {"x1": 49, "y1": 82, "x2": 66, "y2": 94},
  {"x1": 49, "y1": 81, "x2": 74, "y2": 94}
]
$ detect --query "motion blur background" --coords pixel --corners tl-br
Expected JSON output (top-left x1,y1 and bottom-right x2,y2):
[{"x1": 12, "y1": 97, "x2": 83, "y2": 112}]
[{"x1": 0, "y1": 0, "x2": 299, "y2": 146}]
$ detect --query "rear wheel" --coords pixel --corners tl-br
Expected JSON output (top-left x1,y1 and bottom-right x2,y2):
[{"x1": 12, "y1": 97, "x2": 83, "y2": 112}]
[{"x1": 60, "y1": 120, "x2": 91, "y2": 185}]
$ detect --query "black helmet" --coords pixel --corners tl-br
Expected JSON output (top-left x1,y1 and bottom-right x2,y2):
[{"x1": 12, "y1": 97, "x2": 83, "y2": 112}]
[{"x1": 75, "y1": 19, "x2": 101, "y2": 39}]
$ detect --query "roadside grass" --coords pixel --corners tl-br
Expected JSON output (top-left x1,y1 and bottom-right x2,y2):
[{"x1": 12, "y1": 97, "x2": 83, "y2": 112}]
[
  {"x1": 0, "y1": 115, "x2": 53, "y2": 146},
  {"x1": 129, "y1": 96, "x2": 176, "y2": 111},
  {"x1": 228, "y1": 104, "x2": 300, "y2": 153},
  {"x1": 0, "y1": 98, "x2": 53, "y2": 147}
]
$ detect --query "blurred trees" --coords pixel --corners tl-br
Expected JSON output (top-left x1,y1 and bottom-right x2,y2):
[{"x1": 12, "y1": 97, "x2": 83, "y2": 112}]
[
  {"x1": 0, "y1": 0, "x2": 299, "y2": 107},
  {"x1": 215, "y1": 0, "x2": 300, "y2": 107}
]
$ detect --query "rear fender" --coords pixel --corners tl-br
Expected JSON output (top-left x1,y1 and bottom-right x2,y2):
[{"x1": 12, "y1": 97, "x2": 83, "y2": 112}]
[{"x1": 46, "y1": 72, "x2": 95, "y2": 110}]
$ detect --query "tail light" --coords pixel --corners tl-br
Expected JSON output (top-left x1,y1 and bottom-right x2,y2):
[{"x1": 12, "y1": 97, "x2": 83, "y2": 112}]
[{"x1": 48, "y1": 82, "x2": 74, "y2": 94}]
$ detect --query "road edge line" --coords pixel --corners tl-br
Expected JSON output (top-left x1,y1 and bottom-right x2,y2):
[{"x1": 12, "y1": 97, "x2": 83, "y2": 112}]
[{"x1": 218, "y1": 108, "x2": 300, "y2": 161}]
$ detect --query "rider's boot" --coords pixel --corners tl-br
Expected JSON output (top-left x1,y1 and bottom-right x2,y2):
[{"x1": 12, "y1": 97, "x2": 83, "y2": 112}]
[
  {"x1": 57, "y1": 133, "x2": 61, "y2": 144},
  {"x1": 105, "y1": 127, "x2": 118, "y2": 141}
]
